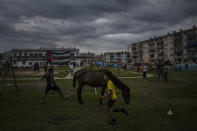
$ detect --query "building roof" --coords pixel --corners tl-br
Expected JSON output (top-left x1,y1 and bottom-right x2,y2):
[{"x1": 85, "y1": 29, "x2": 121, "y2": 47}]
[
  {"x1": 130, "y1": 26, "x2": 197, "y2": 45},
  {"x1": 11, "y1": 47, "x2": 78, "y2": 52}
]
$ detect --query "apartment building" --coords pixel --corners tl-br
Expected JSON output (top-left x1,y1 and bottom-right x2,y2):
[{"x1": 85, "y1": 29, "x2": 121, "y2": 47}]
[
  {"x1": 130, "y1": 26, "x2": 197, "y2": 64},
  {"x1": 104, "y1": 51, "x2": 129, "y2": 65},
  {"x1": 95, "y1": 53, "x2": 104, "y2": 63}
]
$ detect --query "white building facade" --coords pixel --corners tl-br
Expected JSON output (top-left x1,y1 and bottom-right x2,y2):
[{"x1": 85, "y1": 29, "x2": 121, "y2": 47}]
[{"x1": 10, "y1": 47, "x2": 79, "y2": 67}]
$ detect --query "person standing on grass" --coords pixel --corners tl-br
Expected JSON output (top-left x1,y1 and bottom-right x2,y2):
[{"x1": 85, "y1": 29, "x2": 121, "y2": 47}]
[
  {"x1": 137, "y1": 63, "x2": 140, "y2": 72},
  {"x1": 33, "y1": 63, "x2": 36, "y2": 73},
  {"x1": 38, "y1": 63, "x2": 40, "y2": 72},
  {"x1": 158, "y1": 62, "x2": 164, "y2": 80},
  {"x1": 101, "y1": 72, "x2": 128, "y2": 125},
  {"x1": 143, "y1": 64, "x2": 148, "y2": 79},
  {"x1": 163, "y1": 64, "x2": 168, "y2": 81},
  {"x1": 40, "y1": 68, "x2": 65, "y2": 104},
  {"x1": 70, "y1": 63, "x2": 74, "y2": 76},
  {"x1": 44, "y1": 62, "x2": 48, "y2": 73}
]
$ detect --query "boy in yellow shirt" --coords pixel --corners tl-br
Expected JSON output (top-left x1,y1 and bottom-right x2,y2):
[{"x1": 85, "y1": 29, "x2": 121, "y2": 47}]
[{"x1": 101, "y1": 71, "x2": 128, "y2": 125}]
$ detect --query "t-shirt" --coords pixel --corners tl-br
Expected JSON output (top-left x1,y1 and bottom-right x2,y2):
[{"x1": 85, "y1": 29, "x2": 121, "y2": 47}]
[
  {"x1": 107, "y1": 80, "x2": 117, "y2": 100},
  {"x1": 163, "y1": 66, "x2": 168, "y2": 72},
  {"x1": 42, "y1": 73, "x2": 55, "y2": 87},
  {"x1": 70, "y1": 65, "x2": 73, "y2": 70},
  {"x1": 144, "y1": 66, "x2": 147, "y2": 72}
]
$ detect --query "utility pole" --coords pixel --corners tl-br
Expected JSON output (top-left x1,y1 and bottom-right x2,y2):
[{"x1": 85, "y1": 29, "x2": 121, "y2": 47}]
[
  {"x1": 117, "y1": 53, "x2": 120, "y2": 73},
  {"x1": 10, "y1": 57, "x2": 17, "y2": 88}
]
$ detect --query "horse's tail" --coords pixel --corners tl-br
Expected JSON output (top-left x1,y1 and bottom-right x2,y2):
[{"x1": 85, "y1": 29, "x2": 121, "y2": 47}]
[{"x1": 73, "y1": 69, "x2": 86, "y2": 88}]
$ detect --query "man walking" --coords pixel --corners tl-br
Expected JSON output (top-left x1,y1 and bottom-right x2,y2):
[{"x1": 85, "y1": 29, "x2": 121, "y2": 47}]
[
  {"x1": 158, "y1": 62, "x2": 164, "y2": 80},
  {"x1": 163, "y1": 64, "x2": 168, "y2": 81},
  {"x1": 143, "y1": 64, "x2": 148, "y2": 79}
]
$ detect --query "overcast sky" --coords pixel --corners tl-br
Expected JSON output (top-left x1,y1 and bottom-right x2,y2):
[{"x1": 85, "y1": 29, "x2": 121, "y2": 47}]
[{"x1": 0, "y1": 0, "x2": 197, "y2": 54}]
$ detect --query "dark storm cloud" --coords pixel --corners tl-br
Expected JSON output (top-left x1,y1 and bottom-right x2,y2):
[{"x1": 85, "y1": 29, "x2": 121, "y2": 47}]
[{"x1": 0, "y1": 0, "x2": 197, "y2": 53}]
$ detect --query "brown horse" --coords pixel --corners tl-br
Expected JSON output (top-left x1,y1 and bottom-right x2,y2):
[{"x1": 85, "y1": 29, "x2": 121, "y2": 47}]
[{"x1": 73, "y1": 69, "x2": 130, "y2": 105}]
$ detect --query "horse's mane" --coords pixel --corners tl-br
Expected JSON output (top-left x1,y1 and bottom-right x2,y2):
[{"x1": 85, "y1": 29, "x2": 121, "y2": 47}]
[
  {"x1": 102, "y1": 70, "x2": 129, "y2": 91},
  {"x1": 74, "y1": 69, "x2": 87, "y2": 77}
]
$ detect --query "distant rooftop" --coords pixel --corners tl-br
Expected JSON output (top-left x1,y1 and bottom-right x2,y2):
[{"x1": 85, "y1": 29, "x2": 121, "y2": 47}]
[
  {"x1": 11, "y1": 47, "x2": 79, "y2": 52},
  {"x1": 130, "y1": 25, "x2": 197, "y2": 45}
]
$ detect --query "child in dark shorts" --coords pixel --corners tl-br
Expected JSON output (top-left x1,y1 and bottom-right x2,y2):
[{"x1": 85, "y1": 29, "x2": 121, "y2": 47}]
[
  {"x1": 101, "y1": 72, "x2": 118, "y2": 125},
  {"x1": 101, "y1": 71, "x2": 129, "y2": 125},
  {"x1": 40, "y1": 68, "x2": 65, "y2": 104}
]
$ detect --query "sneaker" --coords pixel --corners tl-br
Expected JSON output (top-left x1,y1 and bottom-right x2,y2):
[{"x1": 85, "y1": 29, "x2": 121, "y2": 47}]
[{"x1": 121, "y1": 108, "x2": 129, "y2": 116}]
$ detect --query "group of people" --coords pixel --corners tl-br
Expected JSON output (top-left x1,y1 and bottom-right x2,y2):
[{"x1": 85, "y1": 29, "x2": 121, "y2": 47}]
[
  {"x1": 33, "y1": 62, "x2": 40, "y2": 73},
  {"x1": 157, "y1": 62, "x2": 168, "y2": 81},
  {"x1": 33, "y1": 62, "x2": 49, "y2": 73},
  {"x1": 40, "y1": 67, "x2": 128, "y2": 125},
  {"x1": 141, "y1": 62, "x2": 168, "y2": 81}
]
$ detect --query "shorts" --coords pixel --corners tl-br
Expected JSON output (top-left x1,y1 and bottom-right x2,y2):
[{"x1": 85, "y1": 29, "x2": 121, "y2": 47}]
[
  {"x1": 45, "y1": 84, "x2": 60, "y2": 93},
  {"x1": 107, "y1": 99, "x2": 116, "y2": 107}
]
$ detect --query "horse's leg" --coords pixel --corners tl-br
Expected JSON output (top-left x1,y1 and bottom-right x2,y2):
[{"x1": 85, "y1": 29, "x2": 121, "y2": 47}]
[
  {"x1": 100, "y1": 87, "x2": 106, "y2": 105},
  {"x1": 77, "y1": 83, "x2": 84, "y2": 104}
]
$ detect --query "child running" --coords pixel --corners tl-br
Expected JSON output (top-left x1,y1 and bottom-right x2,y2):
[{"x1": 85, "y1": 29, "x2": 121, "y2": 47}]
[
  {"x1": 101, "y1": 71, "x2": 128, "y2": 125},
  {"x1": 40, "y1": 68, "x2": 65, "y2": 104}
]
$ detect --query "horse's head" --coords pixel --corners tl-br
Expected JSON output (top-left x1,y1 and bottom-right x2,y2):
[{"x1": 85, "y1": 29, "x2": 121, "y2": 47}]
[{"x1": 122, "y1": 86, "x2": 130, "y2": 104}]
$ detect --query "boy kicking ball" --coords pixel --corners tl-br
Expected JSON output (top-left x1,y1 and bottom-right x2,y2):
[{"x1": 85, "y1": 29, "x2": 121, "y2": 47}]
[{"x1": 40, "y1": 68, "x2": 65, "y2": 104}]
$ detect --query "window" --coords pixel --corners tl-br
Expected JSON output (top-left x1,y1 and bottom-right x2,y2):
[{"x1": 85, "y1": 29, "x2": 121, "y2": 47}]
[
  {"x1": 30, "y1": 53, "x2": 33, "y2": 56},
  {"x1": 13, "y1": 60, "x2": 17, "y2": 65},
  {"x1": 29, "y1": 62, "x2": 32, "y2": 65},
  {"x1": 13, "y1": 53, "x2": 17, "y2": 56},
  {"x1": 34, "y1": 53, "x2": 38, "y2": 56},
  {"x1": 19, "y1": 52, "x2": 22, "y2": 56},
  {"x1": 39, "y1": 53, "x2": 42, "y2": 56},
  {"x1": 24, "y1": 53, "x2": 28, "y2": 56},
  {"x1": 22, "y1": 60, "x2": 26, "y2": 65}
]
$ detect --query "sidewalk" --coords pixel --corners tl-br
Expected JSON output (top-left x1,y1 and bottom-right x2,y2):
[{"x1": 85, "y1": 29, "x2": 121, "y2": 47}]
[
  {"x1": 1, "y1": 68, "x2": 154, "y2": 80},
  {"x1": 1, "y1": 73, "x2": 154, "y2": 80},
  {"x1": 65, "y1": 67, "x2": 81, "y2": 79},
  {"x1": 118, "y1": 74, "x2": 154, "y2": 79}
]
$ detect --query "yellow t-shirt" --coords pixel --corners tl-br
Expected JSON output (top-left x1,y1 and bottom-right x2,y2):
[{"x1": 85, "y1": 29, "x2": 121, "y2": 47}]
[{"x1": 107, "y1": 80, "x2": 117, "y2": 100}]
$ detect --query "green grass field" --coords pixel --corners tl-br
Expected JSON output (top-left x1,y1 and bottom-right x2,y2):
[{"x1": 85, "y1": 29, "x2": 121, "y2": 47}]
[
  {"x1": 0, "y1": 70, "x2": 197, "y2": 131},
  {"x1": 83, "y1": 66, "x2": 142, "y2": 77},
  {"x1": 1, "y1": 66, "x2": 70, "y2": 79}
]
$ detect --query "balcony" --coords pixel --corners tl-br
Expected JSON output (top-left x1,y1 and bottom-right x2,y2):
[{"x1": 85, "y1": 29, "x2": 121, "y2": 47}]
[
  {"x1": 157, "y1": 45, "x2": 164, "y2": 50},
  {"x1": 137, "y1": 50, "x2": 142, "y2": 53},
  {"x1": 132, "y1": 47, "x2": 136, "y2": 50},
  {"x1": 174, "y1": 50, "x2": 182, "y2": 56},
  {"x1": 188, "y1": 54, "x2": 197, "y2": 58},
  {"x1": 149, "y1": 57, "x2": 154, "y2": 60},
  {"x1": 148, "y1": 42, "x2": 154, "y2": 47},
  {"x1": 158, "y1": 53, "x2": 164, "y2": 57},
  {"x1": 149, "y1": 48, "x2": 154, "y2": 52},
  {"x1": 156, "y1": 39, "x2": 163, "y2": 44},
  {"x1": 149, "y1": 54, "x2": 154, "y2": 58},
  {"x1": 174, "y1": 55, "x2": 183, "y2": 59},
  {"x1": 186, "y1": 42, "x2": 197, "y2": 47},
  {"x1": 149, "y1": 51, "x2": 154, "y2": 55},
  {"x1": 149, "y1": 46, "x2": 155, "y2": 50},
  {"x1": 174, "y1": 36, "x2": 182, "y2": 41}
]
